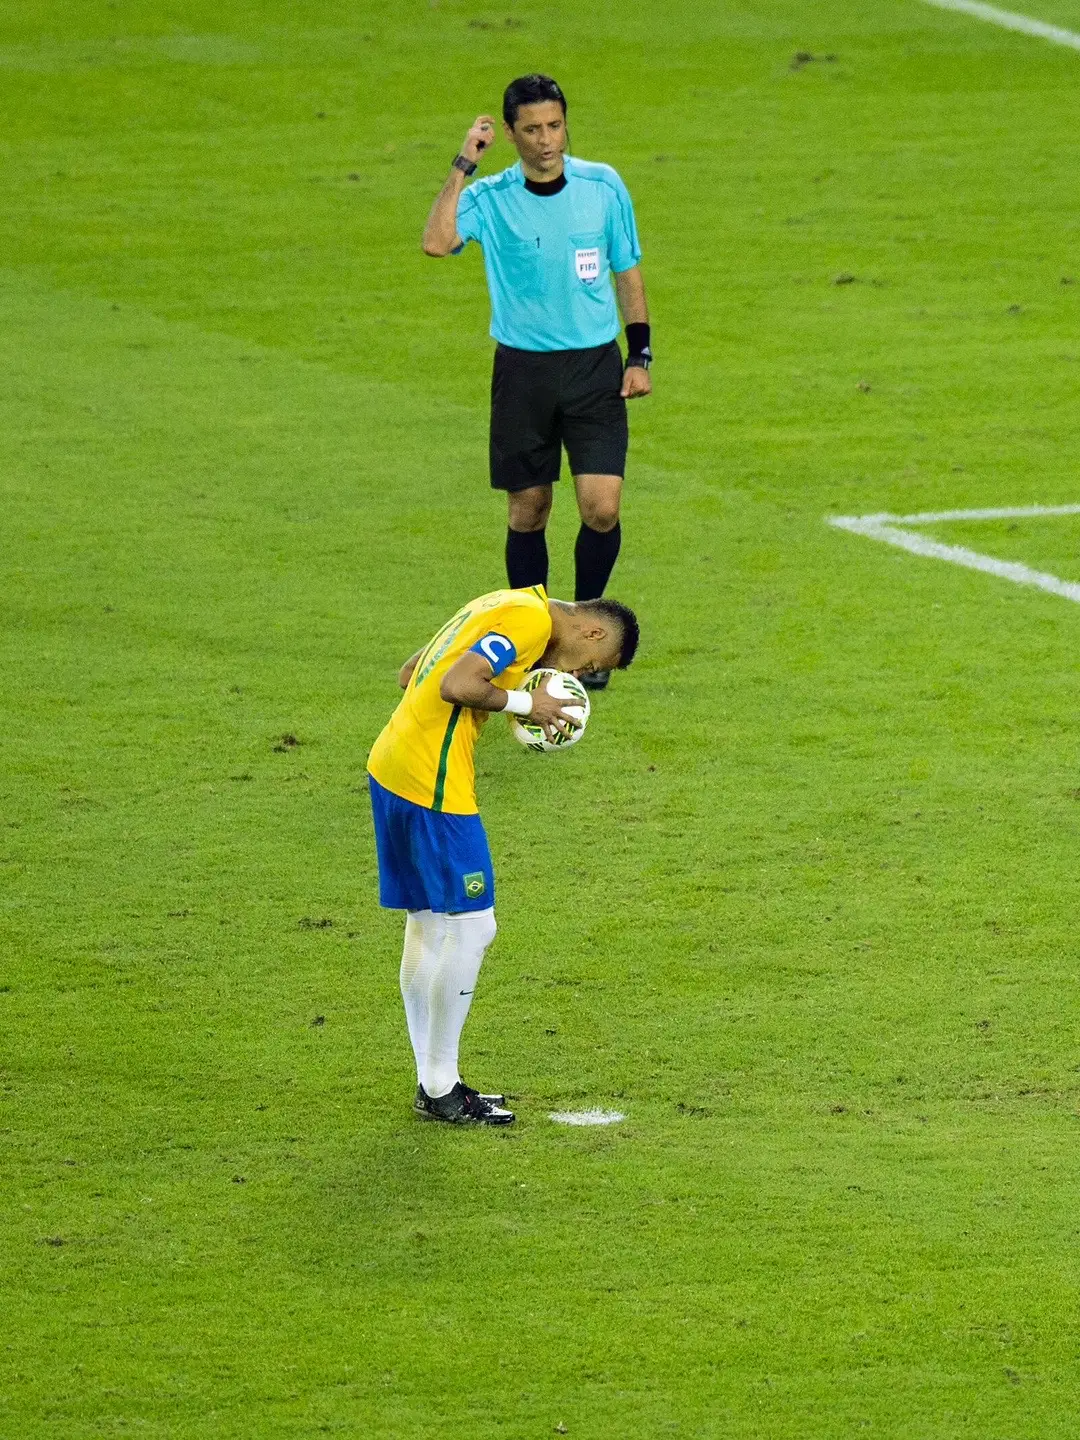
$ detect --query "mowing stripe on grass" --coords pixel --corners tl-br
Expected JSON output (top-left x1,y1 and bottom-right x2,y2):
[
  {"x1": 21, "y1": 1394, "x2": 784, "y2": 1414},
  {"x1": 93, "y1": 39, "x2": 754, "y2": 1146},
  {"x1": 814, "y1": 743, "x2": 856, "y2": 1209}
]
[
  {"x1": 921, "y1": 0, "x2": 1080, "y2": 51},
  {"x1": 828, "y1": 510, "x2": 1080, "y2": 604}
]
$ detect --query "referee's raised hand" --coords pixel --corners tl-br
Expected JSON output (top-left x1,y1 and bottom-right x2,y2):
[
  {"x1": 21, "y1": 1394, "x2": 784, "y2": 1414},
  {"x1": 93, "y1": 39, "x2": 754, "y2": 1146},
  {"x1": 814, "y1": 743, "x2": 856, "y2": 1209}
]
[
  {"x1": 461, "y1": 115, "x2": 496, "y2": 165},
  {"x1": 422, "y1": 115, "x2": 495, "y2": 256}
]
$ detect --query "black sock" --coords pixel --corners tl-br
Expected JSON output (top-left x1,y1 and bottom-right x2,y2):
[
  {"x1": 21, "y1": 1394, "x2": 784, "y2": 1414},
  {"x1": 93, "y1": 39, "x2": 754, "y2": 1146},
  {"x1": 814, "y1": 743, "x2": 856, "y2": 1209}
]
[
  {"x1": 506, "y1": 528, "x2": 549, "y2": 589},
  {"x1": 574, "y1": 522, "x2": 621, "y2": 601}
]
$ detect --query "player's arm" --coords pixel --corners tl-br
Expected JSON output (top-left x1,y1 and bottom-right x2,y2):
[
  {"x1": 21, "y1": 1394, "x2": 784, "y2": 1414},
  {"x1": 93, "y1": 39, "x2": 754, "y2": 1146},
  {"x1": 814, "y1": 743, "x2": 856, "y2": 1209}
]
[
  {"x1": 398, "y1": 650, "x2": 423, "y2": 688},
  {"x1": 614, "y1": 266, "x2": 652, "y2": 399},
  {"x1": 421, "y1": 115, "x2": 494, "y2": 257},
  {"x1": 440, "y1": 652, "x2": 577, "y2": 740}
]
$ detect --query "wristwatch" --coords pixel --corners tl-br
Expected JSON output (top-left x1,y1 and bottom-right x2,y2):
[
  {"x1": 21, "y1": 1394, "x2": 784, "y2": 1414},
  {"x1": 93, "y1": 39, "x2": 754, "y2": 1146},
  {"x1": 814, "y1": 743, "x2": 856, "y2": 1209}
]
[
  {"x1": 451, "y1": 154, "x2": 477, "y2": 176},
  {"x1": 625, "y1": 347, "x2": 653, "y2": 370}
]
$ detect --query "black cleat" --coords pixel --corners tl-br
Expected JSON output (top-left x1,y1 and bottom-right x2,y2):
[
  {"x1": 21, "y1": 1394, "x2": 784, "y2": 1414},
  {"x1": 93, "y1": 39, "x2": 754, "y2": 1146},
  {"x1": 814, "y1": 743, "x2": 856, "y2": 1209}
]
[
  {"x1": 414, "y1": 1082, "x2": 505, "y2": 1110},
  {"x1": 580, "y1": 669, "x2": 610, "y2": 692},
  {"x1": 415, "y1": 1082, "x2": 515, "y2": 1125}
]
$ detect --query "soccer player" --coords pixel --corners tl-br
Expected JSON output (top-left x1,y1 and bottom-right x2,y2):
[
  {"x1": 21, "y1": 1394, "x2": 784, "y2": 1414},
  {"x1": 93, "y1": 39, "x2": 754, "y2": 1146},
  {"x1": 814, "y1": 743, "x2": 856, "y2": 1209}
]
[
  {"x1": 367, "y1": 584, "x2": 640, "y2": 1125},
  {"x1": 422, "y1": 74, "x2": 652, "y2": 692}
]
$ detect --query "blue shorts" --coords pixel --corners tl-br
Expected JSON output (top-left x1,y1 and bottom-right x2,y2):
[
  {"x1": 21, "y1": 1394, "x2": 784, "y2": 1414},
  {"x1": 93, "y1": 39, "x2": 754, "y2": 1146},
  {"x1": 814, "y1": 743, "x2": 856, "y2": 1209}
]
[{"x1": 368, "y1": 775, "x2": 495, "y2": 914}]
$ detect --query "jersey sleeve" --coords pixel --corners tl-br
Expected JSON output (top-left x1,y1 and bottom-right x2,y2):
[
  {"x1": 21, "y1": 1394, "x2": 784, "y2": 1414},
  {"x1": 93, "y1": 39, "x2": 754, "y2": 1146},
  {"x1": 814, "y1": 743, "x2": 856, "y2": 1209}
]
[
  {"x1": 454, "y1": 185, "x2": 484, "y2": 248},
  {"x1": 469, "y1": 631, "x2": 517, "y2": 676},
  {"x1": 605, "y1": 169, "x2": 642, "y2": 273}
]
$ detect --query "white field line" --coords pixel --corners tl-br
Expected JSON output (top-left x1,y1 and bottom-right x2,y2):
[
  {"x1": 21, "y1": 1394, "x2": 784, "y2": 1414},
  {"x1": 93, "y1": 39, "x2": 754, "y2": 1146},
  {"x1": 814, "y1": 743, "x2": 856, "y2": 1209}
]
[
  {"x1": 828, "y1": 512, "x2": 1080, "y2": 604},
  {"x1": 891, "y1": 503, "x2": 1080, "y2": 525},
  {"x1": 921, "y1": 0, "x2": 1080, "y2": 51}
]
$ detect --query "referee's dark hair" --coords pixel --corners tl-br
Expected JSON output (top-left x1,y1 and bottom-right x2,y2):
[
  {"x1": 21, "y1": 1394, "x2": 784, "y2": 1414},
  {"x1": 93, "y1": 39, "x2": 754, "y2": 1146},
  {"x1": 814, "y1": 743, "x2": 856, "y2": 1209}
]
[
  {"x1": 503, "y1": 73, "x2": 567, "y2": 127},
  {"x1": 581, "y1": 598, "x2": 640, "y2": 669}
]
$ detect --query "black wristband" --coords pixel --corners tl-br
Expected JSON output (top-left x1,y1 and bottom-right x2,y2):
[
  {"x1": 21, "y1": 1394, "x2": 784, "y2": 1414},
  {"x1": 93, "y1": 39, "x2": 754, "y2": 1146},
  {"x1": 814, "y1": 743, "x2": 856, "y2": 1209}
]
[
  {"x1": 452, "y1": 154, "x2": 477, "y2": 176},
  {"x1": 625, "y1": 322, "x2": 652, "y2": 368}
]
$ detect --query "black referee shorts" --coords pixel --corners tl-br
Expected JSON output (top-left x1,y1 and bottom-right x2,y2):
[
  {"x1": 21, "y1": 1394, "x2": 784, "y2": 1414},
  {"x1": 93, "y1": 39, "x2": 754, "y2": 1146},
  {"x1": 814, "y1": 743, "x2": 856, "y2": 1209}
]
[{"x1": 489, "y1": 340, "x2": 628, "y2": 493}]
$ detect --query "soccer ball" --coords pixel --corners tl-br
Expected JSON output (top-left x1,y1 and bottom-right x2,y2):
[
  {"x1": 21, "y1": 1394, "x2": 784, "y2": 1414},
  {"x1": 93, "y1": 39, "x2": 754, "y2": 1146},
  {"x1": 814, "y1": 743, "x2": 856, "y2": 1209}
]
[{"x1": 508, "y1": 669, "x2": 591, "y2": 754}]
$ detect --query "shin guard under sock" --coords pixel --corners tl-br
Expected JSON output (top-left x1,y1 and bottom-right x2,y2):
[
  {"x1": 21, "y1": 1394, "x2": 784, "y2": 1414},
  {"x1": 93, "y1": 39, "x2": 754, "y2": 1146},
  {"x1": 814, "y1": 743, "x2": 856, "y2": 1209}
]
[
  {"x1": 574, "y1": 521, "x2": 622, "y2": 601},
  {"x1": 506, "y1": 528, "x2": 549, "y2": 589},
  {"x1": 421, "y1": 908, "x2": 498, "y2": 1099}
]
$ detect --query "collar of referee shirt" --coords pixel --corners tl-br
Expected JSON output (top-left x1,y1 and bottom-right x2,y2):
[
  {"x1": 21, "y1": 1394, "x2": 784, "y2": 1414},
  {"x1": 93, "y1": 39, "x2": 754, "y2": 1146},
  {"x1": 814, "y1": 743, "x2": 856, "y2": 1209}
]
[{"x1": 523, "y1": 173, "x2": 568, "y2": 197}]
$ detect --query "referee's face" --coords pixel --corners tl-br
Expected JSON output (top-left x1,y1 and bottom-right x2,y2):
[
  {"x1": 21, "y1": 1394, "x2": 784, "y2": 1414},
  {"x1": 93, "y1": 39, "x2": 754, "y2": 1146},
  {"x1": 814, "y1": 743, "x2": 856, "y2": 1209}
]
[{"x1": 504, "y1": 101, "x2": 566, "y2": 179}]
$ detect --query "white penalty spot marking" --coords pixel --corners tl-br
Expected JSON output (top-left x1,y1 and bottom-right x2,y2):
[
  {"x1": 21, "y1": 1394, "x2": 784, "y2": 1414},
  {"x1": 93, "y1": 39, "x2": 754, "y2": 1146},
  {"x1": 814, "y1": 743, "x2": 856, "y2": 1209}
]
[
  {"x1": 549, "y1": 1109, "x2": 626, "y2": 1126},
  {"x1": 920, "y1": 0, "x2": 1080, "y2": 52},
  {"x1": 828, "y1": 504, "x2": 1080, "y2": 605}
]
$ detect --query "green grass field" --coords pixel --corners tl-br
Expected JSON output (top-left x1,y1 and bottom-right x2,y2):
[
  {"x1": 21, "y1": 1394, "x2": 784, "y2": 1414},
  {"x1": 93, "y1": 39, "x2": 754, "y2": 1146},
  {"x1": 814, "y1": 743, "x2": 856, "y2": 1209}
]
[{"x1": 4, "y1": 1, "x2": 1080, "y2": 1434}]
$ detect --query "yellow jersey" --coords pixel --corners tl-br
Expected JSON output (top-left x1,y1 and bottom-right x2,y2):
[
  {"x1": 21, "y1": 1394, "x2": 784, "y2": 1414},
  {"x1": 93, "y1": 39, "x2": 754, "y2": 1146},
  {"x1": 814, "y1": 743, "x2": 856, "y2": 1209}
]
[{"x1": 367, "y1": 586, "x2": 552, "y2": 815}]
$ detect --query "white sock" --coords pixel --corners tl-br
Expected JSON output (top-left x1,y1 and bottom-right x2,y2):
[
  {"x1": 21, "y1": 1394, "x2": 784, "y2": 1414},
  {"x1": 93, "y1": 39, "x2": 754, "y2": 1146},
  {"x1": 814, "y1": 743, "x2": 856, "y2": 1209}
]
[
  {"x1": 421, "y1": 907, "x2": 497, "y2": 1099},
  {"x1": 399, "y1": 910, "x2": 444, "y2": 1084}
]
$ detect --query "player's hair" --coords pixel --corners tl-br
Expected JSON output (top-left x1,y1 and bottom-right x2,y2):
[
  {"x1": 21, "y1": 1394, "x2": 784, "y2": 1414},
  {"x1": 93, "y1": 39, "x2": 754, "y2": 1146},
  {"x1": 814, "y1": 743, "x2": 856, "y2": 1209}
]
[
  {"x1": 580, "y1": 598, "x2": 640, "y2": 669},
  {"x1": 503, "y1": 74, "x2": 568, "y2": 127}
]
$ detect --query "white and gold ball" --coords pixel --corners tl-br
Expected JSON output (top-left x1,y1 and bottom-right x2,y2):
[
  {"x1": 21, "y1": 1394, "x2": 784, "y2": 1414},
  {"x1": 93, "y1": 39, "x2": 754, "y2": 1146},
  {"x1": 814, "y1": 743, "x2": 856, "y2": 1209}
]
[{"x1": 508, "y1": 669, "x2": 591, "y2": 754}]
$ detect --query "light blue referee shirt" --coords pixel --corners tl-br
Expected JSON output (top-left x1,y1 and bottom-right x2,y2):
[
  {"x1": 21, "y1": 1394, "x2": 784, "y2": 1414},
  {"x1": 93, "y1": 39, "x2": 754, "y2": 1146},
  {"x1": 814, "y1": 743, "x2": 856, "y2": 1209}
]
[{"x1": 455, "y1": 156, "x2": 642, "y2": 353}]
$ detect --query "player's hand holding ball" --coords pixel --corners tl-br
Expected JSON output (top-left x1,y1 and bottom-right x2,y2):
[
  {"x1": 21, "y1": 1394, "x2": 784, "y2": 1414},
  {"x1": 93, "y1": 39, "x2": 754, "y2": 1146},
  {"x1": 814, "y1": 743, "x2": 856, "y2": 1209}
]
[
  {"x1": 508, "y1": 670, "x2": 591, "y2": 754},
  {"x1": 461, "y1": 115, "x2": 496, "y2": 164}
]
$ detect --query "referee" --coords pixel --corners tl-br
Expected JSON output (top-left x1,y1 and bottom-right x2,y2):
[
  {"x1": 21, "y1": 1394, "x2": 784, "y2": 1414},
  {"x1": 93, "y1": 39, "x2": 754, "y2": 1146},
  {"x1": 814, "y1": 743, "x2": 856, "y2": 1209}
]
[{"x1": 422, "y1": 74, "x2": 651, "y2": 691}]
